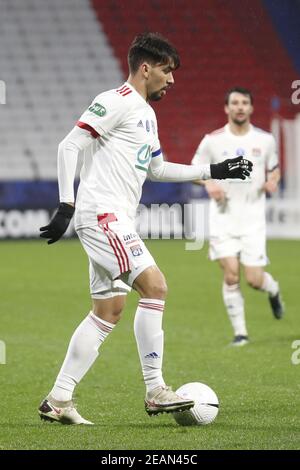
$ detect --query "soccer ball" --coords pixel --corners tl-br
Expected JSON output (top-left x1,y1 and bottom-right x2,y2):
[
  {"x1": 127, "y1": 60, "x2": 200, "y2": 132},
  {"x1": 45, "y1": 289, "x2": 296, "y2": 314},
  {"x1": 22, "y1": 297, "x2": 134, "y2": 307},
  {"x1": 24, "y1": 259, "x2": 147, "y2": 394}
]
[{"x1": 173, "y1": 382, "x2": 219, "y2": 426}]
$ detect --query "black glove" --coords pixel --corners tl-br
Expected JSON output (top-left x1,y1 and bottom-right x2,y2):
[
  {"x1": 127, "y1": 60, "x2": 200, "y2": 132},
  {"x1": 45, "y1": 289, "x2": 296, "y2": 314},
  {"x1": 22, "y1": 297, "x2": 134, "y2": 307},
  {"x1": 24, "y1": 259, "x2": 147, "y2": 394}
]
[
  {"x1": 210, "y1": 156, "x2": 253, "y2": 180},
  {"x1": 40, "y1": 203, "x2": 75, "y2": 245}
]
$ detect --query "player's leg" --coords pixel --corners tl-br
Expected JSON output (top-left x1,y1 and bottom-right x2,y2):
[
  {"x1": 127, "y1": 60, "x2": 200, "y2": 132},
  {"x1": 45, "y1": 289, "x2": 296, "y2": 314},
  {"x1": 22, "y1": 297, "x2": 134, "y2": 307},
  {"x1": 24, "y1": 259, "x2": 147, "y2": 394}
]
[
  {"x1": 241, "y1": 232, "x2": 284, "y2": 319},
  {"x1": 49, "y1": 294, "x2": 126, "y2": 399},
  {"x1": 244, "y1": 265, "x2": 284, "y2": 319},
  {"x1": 39, "y1": 225, "x2": 129, "y2": 424},
  {"x1": 132, "y1": 265, "x2": 194, "y2": 415},
  {"x1": 39, "y1": 294, "x2": 126, "y2": 425},
  {"x1": 219, "y1": 257, "x2": 249, "y2": 345},
  {"x1": 132, "y1": 265, "x2": 167, "y2": 392}
]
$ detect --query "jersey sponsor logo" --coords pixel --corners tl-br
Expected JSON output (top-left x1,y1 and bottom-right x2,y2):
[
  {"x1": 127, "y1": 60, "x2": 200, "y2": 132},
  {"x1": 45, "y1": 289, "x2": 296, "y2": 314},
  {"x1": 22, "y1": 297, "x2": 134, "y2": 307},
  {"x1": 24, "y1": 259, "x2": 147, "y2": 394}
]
[
  {"x1": 146, "y1": 120, "x2": 150, "y2": 132},
  {"x1": 88, "y1": 102, "x2": 106, "y2": 117},
  {"x1": 123, "y1": 232, "x2": 138, "y2": 242},
  {"x1": 151, "y1": 120, "x2": 156, "y2": 134},
  {"x1": 252, "y1": 148, "x2": 262, "y2": 157},
  {"x1": 130, "y1": 244, "x2": 143, "y2": 257},
  {"x1": 137, "y1": 120, "x2": 144, "y2": 128},
  {"x1": 135, "y1": 144, "x2": 151, "y2": 172}
]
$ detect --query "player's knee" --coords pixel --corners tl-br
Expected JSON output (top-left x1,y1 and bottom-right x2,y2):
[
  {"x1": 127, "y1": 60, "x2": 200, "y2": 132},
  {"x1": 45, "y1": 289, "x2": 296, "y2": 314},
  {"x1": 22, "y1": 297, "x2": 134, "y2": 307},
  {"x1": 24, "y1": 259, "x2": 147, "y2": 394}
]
[
  {"x1": 144, "y1": 280, "x2": 168, "y2": 300},
  {"x1": 92, "y1": 297, "x2": 125, "y2": 323},
  {"x1": 224, "y1": 273, "x2": 239, "y2": 286},
  {"x1": 93, "y1": 307, "x2": 123, "y2": 324},
  {"x1": 133, "y1": 267, "x2": 168, "y2": 300},
  {"x1": 246, "y1": 276, "x2": 261, "y2": 290},
  {"x1": 111, "y1": 304, "x2": 124, "y2": 318}
]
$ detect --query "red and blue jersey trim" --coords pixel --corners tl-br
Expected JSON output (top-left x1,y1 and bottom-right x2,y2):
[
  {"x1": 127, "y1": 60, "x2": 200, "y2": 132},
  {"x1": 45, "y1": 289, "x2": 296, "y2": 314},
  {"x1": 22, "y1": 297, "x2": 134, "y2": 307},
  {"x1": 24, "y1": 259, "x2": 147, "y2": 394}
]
[
  {"x1": 76, "y1": 121, "x2": 100, "y2": 138},
  {"x1": 151, "y1": 148, "x2": 162, "y2": 158},
  {"x1": 116, "y1": 84, "x2": 132, "y2": 97}
]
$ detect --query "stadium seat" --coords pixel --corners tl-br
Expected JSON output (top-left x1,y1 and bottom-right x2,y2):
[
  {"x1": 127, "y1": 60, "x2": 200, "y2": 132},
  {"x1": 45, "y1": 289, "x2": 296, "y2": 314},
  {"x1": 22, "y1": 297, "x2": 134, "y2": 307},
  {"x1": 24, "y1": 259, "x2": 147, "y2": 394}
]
[{"x1": 0, "y1": 0, "x2": 124, "y2": 179}]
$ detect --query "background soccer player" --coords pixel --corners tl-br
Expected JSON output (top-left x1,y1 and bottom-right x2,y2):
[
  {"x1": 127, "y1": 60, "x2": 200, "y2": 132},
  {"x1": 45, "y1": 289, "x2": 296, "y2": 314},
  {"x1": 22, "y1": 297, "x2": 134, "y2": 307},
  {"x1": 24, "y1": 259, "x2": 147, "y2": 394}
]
[
  {"x1": 192, "y1": 87, "x2": 284, "y2": 346},
  {"x1": 38, "y1": 35, "x2": 252, "y2": 424}
]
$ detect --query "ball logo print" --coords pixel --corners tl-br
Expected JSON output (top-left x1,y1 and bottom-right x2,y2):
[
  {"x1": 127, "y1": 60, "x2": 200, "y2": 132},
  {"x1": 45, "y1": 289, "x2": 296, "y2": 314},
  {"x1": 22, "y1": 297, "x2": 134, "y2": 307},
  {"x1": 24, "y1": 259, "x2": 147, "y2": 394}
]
[{"x1": 172, "y1": 382, "x2": 219, "y2": 426}]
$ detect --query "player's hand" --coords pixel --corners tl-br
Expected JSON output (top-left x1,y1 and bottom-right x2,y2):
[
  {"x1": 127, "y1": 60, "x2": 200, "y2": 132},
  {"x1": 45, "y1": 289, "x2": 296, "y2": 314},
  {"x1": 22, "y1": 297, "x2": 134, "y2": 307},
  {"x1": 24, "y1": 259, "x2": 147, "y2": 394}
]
[
  {"x1": 205, "y1": 180, "x2": 226, "y2": 202},
  {"x1": 40, "y1": 203, "x2": 75, "y2": 244},
  {"x1": 210, "y1": 156, "x2": 253, "y2": 180},
  {"x1": 263, "y1": 180, "x2": 278, "y2": 194}
]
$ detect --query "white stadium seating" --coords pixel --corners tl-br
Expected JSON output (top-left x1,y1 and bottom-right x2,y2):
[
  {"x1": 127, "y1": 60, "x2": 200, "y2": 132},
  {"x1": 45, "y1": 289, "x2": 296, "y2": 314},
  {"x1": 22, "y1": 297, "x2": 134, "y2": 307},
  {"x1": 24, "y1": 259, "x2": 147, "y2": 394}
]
[{"x1": 0, "y1": 0, "x2": 124, "y2": 179}]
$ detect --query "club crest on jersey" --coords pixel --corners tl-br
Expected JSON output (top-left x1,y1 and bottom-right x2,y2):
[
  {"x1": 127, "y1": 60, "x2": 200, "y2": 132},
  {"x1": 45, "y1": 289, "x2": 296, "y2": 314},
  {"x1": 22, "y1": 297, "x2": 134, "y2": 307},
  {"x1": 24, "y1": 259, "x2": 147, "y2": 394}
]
[
  {"x1": 130, "y1": 244, "x2": 143, "y2": 257},
  {"x1": 88, "y1": 102, "x2": 106, "y2": 117},
  {"x1": 252, "y1": 148, "x2": 262, "y2": 157},
  {"x1": 236, "y1": 148, "x2": 246, "y2": 157}
]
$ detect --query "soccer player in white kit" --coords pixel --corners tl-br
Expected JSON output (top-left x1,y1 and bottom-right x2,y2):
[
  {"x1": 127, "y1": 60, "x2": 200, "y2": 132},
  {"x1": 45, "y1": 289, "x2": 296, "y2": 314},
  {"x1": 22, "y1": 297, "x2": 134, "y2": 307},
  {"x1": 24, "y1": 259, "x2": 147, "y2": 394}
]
[
  {"x1": 38, "y1": 35, "x2": 252, "y2": 424},
  {"x1": 192, "y1": 87, "x2": 284, "y2": 347}
]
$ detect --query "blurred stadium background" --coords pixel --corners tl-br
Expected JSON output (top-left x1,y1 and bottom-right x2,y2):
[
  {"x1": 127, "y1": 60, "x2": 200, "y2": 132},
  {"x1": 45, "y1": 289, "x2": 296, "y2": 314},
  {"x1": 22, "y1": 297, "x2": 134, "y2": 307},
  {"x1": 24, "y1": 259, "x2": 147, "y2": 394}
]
[{"x1": 0, "y1": 0, "x2": 300, "y2": 239}]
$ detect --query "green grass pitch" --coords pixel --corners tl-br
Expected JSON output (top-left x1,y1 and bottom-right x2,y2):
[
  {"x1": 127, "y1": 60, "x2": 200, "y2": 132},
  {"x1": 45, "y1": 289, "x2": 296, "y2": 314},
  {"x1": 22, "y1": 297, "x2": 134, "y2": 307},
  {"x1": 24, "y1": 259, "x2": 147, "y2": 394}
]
[{"x1": 0, "y1": 239, "x2": 299, "y2": 450}]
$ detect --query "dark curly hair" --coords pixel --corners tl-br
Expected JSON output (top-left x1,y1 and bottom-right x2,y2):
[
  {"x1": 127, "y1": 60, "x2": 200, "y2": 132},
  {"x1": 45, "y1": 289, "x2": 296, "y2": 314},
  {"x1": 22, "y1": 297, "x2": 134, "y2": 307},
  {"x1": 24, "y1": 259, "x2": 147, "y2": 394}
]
[{"x1": 128, "y1": 32, "x2": 180, "y2": 74}]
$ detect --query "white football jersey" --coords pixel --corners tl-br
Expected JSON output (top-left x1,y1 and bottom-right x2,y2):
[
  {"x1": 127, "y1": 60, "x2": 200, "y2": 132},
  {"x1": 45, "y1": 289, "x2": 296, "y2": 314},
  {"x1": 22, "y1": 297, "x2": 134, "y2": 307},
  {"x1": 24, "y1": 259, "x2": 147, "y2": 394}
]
[
  {"x1": 192, "y1": 124, "x2": 279, "y2": 236},
  {"x1": 74, "y1": 82, "x2": 161, "y2": 230}
]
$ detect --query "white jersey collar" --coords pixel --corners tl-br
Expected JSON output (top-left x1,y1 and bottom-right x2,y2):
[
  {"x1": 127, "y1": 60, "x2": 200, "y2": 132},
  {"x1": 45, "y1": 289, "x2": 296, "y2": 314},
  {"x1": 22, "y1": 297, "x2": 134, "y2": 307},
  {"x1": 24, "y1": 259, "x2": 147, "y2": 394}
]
[
  {"x1": 124, "y1": 81, "x2": 149, "y2": 105},
  {"x1": 225, "y1": 123, "x2": 253, "y2": 137}
]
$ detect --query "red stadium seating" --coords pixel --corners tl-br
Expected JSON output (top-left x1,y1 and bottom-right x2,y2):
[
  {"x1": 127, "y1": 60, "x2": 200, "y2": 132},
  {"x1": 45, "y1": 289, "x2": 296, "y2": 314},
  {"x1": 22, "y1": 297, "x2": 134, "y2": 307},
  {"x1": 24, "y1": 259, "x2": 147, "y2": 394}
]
[{"x1": 91, "y1": 0, "x2": 298, "y2": 163}]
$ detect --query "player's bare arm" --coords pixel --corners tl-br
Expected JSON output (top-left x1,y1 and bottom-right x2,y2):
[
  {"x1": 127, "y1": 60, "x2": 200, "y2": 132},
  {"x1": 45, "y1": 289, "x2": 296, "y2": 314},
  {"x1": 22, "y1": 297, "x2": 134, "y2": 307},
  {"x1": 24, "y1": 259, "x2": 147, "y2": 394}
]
[
  {"x1": 203, "y1": 180, "x2": 226, "y2": 202},
  {"x1": 191, "y1": 178, "x2": 226, "y2": 202},
  {"x1": 263, "y1": 167, "x2": 281, "y2": 194}
]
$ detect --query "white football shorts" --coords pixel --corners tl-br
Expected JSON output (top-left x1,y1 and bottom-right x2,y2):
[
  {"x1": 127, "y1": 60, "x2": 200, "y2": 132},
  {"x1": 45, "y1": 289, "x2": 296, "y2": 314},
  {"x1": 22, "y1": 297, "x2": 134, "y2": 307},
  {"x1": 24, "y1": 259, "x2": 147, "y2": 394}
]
[
  {"x1": 76, "y1": 212, "x2": 156, "y2": 299},
  {"x1": 209, "y1": 229, "x2": 268, "y2": 266}
]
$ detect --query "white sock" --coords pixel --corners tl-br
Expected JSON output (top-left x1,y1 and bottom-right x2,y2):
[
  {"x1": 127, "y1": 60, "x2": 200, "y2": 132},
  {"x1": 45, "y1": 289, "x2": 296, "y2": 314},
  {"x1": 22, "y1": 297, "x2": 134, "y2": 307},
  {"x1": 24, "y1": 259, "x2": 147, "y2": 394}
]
[
  {"x1": 50, "y1": 312, "x2": 115, "y2": 402},
  {"x1": 134, "y1": 298, "x2": 166, "y2": 393},
  {"x1": 260, "y1": 272, "x2": 279, "y2": 297},
  {"x1": 223, "y1": 283, "x2": 248, "y2": 337}
]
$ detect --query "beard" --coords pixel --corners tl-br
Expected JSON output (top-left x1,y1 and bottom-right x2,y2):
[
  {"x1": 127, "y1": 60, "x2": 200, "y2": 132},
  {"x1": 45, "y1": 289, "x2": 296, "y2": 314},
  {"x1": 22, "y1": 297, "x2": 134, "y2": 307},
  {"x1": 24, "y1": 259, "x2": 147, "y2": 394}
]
[
  {"x1": 148, "y1": 90, "x2": 164, "y2": 101},
  {"x1": 232, "y1": 116, "x2": 248, "y2": 126}
]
